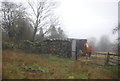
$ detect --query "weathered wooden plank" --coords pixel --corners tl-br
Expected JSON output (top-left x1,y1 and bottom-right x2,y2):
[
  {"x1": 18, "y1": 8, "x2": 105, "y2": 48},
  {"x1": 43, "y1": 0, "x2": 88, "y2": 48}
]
[
  {"x1": 109, "y1": 54, "x2": 120, "y2": 56},
  {"x1": 96, "y1": 53, "x2": 106, "y2": 55},
  {"x1": 109, "y1": 60, "x2": 119, "y2": 64},
  {"x1": 110, "y1": 57, "x2": 119, "y2": 61},
  {"x1": 96, "y1": 53, "x2": 120, "y2": 56}
]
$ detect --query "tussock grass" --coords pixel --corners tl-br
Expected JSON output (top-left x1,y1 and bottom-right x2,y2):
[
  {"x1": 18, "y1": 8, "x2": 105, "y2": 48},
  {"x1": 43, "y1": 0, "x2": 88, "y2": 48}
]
[{"x1": 2, "y1": 49, "x2": 119, "y2": 79}]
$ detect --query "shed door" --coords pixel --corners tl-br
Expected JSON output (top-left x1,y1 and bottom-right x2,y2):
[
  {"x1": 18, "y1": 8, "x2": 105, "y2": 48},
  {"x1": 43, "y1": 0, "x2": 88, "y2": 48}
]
[{"x1": 72, "y1": 40, "x2": 76, "y2": 58}]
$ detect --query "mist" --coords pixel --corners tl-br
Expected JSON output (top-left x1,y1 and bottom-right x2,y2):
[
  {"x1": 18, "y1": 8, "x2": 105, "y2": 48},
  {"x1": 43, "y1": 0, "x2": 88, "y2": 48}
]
[
  {"x1": 1, "y1": 0, "x2": 118, "y2": 43},
  {"x1": 55, "y1": 0, "x2": 118, "y2": 43}
]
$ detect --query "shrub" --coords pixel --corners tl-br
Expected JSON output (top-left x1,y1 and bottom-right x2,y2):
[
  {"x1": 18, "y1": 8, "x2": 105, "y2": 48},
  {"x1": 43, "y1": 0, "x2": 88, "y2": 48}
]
[
  {"x1": 19, "y1": 40, "x2": 33, "y2": 50},
  {"x1": 18, "y1": 40, "x2": 40, "y2": 53},
  {"x1": 2, "y1": 42, "x2": 14, "y2": 49}
]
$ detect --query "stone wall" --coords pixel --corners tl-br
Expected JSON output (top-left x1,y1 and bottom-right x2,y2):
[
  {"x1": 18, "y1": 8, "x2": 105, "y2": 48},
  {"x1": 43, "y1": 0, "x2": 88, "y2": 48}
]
[
  {"x1": 42, "y1": 40, "x2": 71, "y2": 57},
  {"x1": 19, "y1": 39, "x2": 72, "y2": 58}
]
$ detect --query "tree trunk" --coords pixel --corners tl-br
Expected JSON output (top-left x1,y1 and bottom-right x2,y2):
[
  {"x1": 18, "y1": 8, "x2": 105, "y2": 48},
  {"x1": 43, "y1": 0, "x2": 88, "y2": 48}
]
[{"x1": 32, "y1": 27, "x2": 37, "y2": 41}]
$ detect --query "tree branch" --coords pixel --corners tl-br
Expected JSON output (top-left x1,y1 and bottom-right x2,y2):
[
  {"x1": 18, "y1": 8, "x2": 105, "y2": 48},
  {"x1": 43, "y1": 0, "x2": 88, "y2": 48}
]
[{"x1": 28, "y1": 0, "x2": 37, "y2": 17}]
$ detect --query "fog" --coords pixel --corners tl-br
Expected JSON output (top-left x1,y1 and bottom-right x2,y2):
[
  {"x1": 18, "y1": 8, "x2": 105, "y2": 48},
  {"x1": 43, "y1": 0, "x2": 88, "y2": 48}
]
[
  {"x1": 55, "y1": 0, "x2": 118, "y2": 43},
  {"x1": 1, "y1": 0, "x2": 119, "y2": 43}
]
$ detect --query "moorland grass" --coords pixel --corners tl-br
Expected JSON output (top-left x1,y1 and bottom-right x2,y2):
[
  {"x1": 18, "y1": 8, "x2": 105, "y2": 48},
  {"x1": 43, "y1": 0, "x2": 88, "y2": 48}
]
[{"x1": 2, "y1": 49, "x2": 119, "y2": 79}]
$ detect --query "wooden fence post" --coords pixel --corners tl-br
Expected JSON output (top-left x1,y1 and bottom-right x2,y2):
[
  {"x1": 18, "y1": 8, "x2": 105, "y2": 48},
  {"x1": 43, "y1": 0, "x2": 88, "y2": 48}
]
[
  {"x1": 75, "y1": 48, "x2": 78, "y2": 60},
  {"x1": 104, "y1": 52, "x2": 110, "y2": 65}
]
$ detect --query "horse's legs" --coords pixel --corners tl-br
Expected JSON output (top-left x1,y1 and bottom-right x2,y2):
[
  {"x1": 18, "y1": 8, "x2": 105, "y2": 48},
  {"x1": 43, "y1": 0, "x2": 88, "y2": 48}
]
[
  {"x1": 88, "y1": 52, "x2": 91, "y2": 59},
  {"x1": 85, "y1": 53, "x2": 88, "y2": 59}
]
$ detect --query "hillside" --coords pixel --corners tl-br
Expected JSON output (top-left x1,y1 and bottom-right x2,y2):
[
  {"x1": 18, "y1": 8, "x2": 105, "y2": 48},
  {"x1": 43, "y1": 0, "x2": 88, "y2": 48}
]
[{"x1": 3, "y1": 49, "x2": 119, "y2": 79}]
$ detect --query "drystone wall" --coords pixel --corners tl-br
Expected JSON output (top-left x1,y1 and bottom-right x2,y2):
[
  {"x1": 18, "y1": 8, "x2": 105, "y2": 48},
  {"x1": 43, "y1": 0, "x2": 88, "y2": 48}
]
[{"x1": 19, "y1": 39, "x2": 72, "y2": 58}]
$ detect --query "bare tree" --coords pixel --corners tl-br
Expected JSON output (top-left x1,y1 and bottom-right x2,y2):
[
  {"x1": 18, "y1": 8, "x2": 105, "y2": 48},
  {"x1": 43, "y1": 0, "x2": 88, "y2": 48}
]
[{"x1": 27, "y1": 0, "x2": 56, "y2": 41}]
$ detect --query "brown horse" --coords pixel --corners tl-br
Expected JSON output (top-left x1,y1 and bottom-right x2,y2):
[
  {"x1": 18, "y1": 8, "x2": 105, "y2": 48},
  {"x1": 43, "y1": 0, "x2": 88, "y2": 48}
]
[{"x1": 77, "y1": 44, "x2": 92, "y2": 59}]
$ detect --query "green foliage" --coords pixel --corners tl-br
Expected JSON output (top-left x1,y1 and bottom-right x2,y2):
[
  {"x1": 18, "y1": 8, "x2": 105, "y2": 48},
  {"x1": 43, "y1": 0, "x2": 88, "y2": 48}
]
[
  {"x1": 2, "y1": 31, "x2": 9, "y2": 41},
  {"x1": 47, "y1": 26, "x2": 67, "y2": 39},
  {"x1": 23, "y1": 40, "x2": 34, "y2": 46},
  {"x1": 79, "y1": 73, "x2": 88, "y2": 79},
  {"x1": 1, "y1": 1, "x2": 33, "y2": 42},
  {"x1": 19, "y1": 40, "x2": 35, "y2": 52},
  {"x1": 2, "y1": 42, "x2": 14, "y2": 49},
  {"x1": 48, "y1": 55, "x2": 74, "y2": 63}
]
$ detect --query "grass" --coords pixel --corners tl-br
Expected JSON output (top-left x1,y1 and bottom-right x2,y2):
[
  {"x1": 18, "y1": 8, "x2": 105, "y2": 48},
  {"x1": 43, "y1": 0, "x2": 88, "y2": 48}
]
[{"x1": 2, "y1": 49, "x2": 119, "y2": 79}]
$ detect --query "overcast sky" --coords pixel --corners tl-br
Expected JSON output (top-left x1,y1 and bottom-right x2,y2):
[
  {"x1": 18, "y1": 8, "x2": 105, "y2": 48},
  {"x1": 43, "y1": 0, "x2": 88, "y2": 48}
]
[
  {"x1": 55, "y1": 0, "x2": 119, "y2": 43},
  {"x1": 1, "y1": 0, "x2": 119, "y2": 43}
]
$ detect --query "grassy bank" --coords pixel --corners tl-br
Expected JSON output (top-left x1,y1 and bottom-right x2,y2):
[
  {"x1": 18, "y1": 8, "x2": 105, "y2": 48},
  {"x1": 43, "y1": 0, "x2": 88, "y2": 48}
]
[{"x1": 2, "y1": 49, "x2": 119, "y2": 79}]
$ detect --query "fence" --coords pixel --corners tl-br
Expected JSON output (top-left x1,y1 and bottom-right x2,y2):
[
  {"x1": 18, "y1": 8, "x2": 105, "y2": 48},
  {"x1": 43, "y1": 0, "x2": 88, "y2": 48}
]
[{"x1": 95, "y1": 52, "x2": 120, "y2": 66}]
